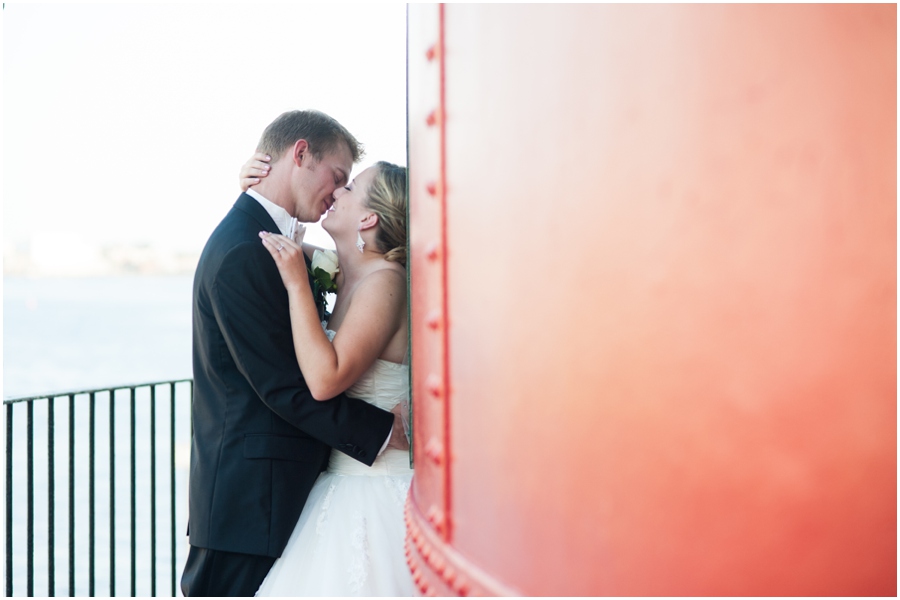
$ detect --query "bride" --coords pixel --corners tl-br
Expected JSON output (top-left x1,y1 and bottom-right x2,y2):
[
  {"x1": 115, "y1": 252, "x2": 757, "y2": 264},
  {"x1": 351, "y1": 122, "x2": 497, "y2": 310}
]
[{"x1": 247, "y1": 155, "x2": 415, "y2": 596}]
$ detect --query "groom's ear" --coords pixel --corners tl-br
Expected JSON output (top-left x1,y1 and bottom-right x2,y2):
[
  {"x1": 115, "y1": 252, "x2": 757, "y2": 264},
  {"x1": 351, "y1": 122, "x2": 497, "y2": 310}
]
[{"x1": 291, "y1": 139, "x2": 310, "y2": 167}]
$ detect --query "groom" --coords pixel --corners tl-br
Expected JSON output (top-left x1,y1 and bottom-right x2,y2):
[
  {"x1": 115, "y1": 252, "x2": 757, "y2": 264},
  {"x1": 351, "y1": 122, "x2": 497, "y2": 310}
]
[{"x1": 181, "y1": 110, "x2": 405, "y2": 596}]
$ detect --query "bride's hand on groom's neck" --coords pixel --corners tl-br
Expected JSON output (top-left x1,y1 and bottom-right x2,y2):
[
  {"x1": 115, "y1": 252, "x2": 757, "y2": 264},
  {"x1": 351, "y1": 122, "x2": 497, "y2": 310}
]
[{"x1": 240, "y1": 152, "x2": 272, "y2": 192}]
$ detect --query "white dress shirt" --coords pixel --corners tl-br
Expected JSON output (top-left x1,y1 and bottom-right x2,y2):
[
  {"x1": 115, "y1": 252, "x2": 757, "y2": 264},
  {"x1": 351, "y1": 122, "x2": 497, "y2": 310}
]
[{"x1": 246, "y1": 188, "x2": 296, "y2": 238}]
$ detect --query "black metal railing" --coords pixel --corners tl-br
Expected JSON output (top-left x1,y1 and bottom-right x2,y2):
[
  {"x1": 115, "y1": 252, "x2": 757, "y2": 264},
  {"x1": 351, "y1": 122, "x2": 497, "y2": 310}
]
[{"x1": 4, "y1": 379, "x2": 192, "y2": 597}]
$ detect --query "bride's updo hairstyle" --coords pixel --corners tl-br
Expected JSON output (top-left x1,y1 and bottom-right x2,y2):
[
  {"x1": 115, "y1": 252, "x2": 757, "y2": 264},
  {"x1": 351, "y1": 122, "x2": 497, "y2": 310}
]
[{"x1": 365, "y1": 161, "x2": 408, "y2": 266}]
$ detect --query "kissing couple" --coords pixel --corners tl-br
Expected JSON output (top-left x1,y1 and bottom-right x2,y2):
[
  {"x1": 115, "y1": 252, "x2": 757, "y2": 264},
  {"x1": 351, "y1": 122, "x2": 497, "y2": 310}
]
[{"x1": 181, "y1": 110, "x2": 416, "y2": 596}]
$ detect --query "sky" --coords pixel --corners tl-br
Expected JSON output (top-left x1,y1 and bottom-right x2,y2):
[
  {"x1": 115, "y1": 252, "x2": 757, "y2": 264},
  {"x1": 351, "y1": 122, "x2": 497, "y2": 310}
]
[{"x1": 2, "y1": 2, "x2": 409, "y2": 257}]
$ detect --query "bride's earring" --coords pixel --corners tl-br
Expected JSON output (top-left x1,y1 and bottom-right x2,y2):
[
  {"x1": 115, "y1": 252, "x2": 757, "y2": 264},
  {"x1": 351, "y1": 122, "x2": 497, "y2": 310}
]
[{"x1": 356, "y1": 227, "x2": 366, "y2": 253}]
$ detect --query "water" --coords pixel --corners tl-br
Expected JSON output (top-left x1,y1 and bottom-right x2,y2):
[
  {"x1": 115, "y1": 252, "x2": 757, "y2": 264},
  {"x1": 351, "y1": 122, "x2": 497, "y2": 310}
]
[
  {"x1": 4, "y1": 275, "x2": 195, "y2": 596},
  {"x1": 4, "y1": 275, "x2": 194, "y2": 399}
]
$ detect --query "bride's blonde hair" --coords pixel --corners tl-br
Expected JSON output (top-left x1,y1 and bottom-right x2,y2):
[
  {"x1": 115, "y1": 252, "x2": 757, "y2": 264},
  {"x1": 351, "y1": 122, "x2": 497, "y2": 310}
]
[{"x1": 365, "y1": 161, "x2": 408, "y2": 266}]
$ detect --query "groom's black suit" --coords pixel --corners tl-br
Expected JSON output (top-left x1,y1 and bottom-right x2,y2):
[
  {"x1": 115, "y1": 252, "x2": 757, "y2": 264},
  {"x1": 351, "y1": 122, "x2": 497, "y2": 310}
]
[{"x1": 182, "y1": 194, "x2": 394, "y2": 596}]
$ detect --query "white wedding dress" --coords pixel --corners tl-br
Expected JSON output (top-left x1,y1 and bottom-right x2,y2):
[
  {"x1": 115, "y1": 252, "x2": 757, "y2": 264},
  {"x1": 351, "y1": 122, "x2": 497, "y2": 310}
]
[{"x1": 256, "y1": 328, "x2": 415, "y2": 597}]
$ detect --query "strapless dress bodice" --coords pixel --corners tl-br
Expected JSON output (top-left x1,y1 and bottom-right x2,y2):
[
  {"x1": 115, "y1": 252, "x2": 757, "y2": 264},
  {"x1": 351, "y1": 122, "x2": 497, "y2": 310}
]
[{"x1": 324, "y1": 326, "x2": 411, "y2": 476}]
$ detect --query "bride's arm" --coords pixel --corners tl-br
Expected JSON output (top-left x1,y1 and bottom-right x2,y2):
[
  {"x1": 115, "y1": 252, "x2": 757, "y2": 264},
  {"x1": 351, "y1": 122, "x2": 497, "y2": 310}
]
[
  {"x1": 240, "y1": 153, "x2": 324, "y2": 260},
  {"x1": 259, "y1": 232, "x2": 405, "y2": 401}
]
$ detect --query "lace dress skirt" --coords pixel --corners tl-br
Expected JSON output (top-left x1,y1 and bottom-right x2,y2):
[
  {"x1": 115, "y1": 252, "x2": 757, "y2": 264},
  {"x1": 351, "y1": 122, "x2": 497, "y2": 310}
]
[{"x1": 255, "y1": 447, "x2": 414, "y2": 596}]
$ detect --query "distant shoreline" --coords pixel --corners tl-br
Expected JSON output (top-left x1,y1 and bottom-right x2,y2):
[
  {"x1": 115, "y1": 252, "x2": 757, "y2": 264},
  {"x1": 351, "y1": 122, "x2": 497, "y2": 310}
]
[{"x1": 4, "y1": 242, "x2": 200, "y2": 278}]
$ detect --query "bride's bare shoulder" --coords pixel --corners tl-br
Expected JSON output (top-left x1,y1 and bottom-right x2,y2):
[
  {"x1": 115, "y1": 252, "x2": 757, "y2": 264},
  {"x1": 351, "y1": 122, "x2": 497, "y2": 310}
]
[
  {"x1": 348, "y1": 266, "x2": 404, "y2": 309},
  {"x1": 360, "y1": 265, "x2": 405, "y2": 291}
]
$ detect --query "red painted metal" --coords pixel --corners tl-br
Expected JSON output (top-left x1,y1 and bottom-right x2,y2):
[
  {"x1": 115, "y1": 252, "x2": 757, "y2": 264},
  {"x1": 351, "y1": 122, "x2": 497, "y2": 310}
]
[
  {"x1": 408, "y1": 1, "x2": 452, "y2": 569},
  {"x1": 407, "y1": 4, "x2": 896, "y2": 596}
]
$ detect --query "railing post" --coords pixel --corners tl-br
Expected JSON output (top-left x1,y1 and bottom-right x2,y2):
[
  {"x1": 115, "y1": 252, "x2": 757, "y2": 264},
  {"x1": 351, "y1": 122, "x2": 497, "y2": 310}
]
[
  {"x1": 89, "y1": 391, "x2": 96, "y2": 597},
  {"x1": 170, "y1": 381, "x2": 177, "y2": 598},
  {"x1": 48, "y1": 396, "x2": 56, "y2": 597},
  {"x1": 27, "y1": 400, "x2": 34, "y2": 597},
  {"x1": 129, "y1": 387, "x2": 136, "y2": 597},
  {"x1": 6, "y1": 403, "x2": 13, "y2": 597},
  {"x1": 150, "y1": 385, "x2": 157, "y2": 597},
  {"x1": 109, "y1": 390, "x2": 116, "y2": 597},
  {"x1": 68, "y1": 394, "x2": 75, "y2": 596}
]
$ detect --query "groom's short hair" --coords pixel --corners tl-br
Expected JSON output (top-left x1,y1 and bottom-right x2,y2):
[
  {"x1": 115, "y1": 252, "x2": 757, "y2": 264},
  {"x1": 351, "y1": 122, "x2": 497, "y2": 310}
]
[{"x1": 257, "y1": 109, "x2": 364, "y2": 164}]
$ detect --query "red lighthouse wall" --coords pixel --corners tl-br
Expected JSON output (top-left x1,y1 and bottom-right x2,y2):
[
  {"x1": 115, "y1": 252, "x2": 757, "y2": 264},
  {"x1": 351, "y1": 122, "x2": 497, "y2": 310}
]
[{"x1": 406, "y1": 4, "x2": 896, "y2": 595}]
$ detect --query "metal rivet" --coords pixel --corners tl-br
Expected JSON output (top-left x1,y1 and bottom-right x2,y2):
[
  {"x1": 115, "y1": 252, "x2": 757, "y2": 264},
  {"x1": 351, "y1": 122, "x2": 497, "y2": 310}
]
[
  {"x1": 433, "y1": 556, "x2": 446, "y2": 575},
  {"x1": 427, "y1": 505, "x2": 445, "y2": 527},
  {"x1": 425, "y1": 437, "x2": 444, "y2": 465},
  {"x1": 426, "y1": 374, "x2": 442, "y2": 398}
]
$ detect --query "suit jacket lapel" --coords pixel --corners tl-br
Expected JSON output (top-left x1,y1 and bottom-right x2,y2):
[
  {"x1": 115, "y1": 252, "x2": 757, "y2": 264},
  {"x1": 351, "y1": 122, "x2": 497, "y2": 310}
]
[
  {"x1": 234, "y1": 192, "x2": 280, "y2": 234},
  {"x1": 233, "y1": 192, "x2": 321, "y2": 314}
]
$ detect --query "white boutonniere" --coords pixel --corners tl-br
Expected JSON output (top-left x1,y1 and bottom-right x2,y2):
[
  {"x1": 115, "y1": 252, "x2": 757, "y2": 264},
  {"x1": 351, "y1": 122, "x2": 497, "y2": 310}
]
[{"x1": 310, "y1": 249, "x2": 339, "y2": 318}]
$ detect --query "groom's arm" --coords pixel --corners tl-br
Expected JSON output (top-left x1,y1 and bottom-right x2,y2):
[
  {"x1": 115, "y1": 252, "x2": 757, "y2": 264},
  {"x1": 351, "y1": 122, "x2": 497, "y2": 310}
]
[{"x1": 210, "y1": 240, "x2": 393, "y2": 465}]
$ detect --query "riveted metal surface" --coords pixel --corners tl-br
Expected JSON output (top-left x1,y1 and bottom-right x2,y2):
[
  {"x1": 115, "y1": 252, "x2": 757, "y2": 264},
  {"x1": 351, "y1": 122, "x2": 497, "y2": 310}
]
[
  {"x1": 408, "y1": 3, "x2": 896, "y2": 596},
  {"x1": 407, "y1": 1, "x2": 452, "y2": 565}
]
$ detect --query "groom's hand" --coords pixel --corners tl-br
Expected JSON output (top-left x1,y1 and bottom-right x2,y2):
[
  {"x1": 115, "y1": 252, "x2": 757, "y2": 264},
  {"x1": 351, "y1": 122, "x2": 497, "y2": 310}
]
[{"x1": 386, "y1": 405, "x2": 410, "y2": 451}]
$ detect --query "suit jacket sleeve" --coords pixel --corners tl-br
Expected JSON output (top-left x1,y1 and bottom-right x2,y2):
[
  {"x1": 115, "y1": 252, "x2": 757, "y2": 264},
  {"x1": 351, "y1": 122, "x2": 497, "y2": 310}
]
[{"x1": 209, "y1": 238, "x2": 393, "y2": 466}]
